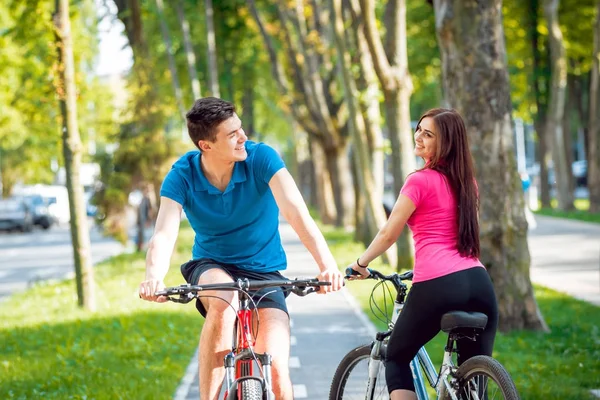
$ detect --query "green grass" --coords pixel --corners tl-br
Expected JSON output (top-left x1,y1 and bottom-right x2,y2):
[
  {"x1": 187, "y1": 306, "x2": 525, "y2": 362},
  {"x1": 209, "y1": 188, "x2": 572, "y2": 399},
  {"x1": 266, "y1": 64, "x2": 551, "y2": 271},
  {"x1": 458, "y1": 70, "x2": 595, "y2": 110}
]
[
  {"x1": 0, "y1": 223, "x2": 201, "y2": 400},
  {"x1": 3, "y1": 218, "x2": 599, "y2": 399},
  {"x1": 535, "y1": 198, "x2": 600, "y2": 224},
  {"x1": 322, "y1": 224, "x2": 600, "y2": 400}
]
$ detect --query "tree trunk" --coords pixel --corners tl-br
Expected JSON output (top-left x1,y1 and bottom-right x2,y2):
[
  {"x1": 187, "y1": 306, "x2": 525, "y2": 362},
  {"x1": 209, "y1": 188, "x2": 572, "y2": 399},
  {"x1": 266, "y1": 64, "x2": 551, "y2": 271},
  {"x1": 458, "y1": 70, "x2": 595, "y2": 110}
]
[
  {"x1": 242, "y1": 80, "x2": 255, "y2": 137},
  {"x1": 205, "y1": 0, "x2": 220, "y2": 97},
  {"x1": 292, "y1": 128, "x2": 314, "y2": 205},
  {"x1": 155, "y1": 0, "x2": 186, "y2": 120},
  {"x1": 311, "y1": 140, "x2": 337, "y2": 224},
  {"x1": 348, "y1": 0, "x2": 385, "y2": 201},
  {"x1": 175, "y1": 0, "x2": 201, "y2": 100},
  {"x1": 53, "y1": 0, "x2": 96, "y2": 311},
  {"x1": 537, "y1": 119, "x2": 552, "y2": 207},
  {"x1": 433, "y1": 0, "x2": 548, "y2": 332},
  {"x1": 544, "y1": 0, "x2": 572, "y2": 210},
  {"x1": 589, "y1": 0, "x2": 600, "y2": 213},
  {"x1": 359, "y1": 0, "x2": 415, "y2": 268},
  {"x1": 527, "y1": 0, "x2": 551, "y2": 208},
  {"x1": 248, "y1": 0, "x2": 357, "y2": 227},
  {"x1": 347, "y1": 0, "x2": 387, "y2": 244},
  {"x1": 324, "y1": 141, "x2": 355, "y2": 228},
  {"x1": 563, "y1": 76, "x2": 575, "y2": 199},
  {"x1": 332, "y1": 0, "x2": 396, "y2": 265},
  {"x1": 351, "y1": 152, "x2": 369, "y2": 244}
]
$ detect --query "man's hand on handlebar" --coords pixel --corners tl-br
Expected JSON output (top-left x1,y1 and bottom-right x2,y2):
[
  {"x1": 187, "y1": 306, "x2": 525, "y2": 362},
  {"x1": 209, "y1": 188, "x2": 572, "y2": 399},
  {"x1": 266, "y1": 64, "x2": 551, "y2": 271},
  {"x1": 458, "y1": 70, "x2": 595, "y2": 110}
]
[
  {"x1": 316, "y1": 267, "x2": 344, "y2": 294},
  {"x1": 139, "y1": 279, "x2": 168, "y2": 303}
]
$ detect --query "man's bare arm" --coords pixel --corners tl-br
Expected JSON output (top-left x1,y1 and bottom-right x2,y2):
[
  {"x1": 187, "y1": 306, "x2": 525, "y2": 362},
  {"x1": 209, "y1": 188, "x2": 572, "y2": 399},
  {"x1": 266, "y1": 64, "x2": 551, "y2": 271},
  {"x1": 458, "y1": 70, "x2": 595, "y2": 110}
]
[
  {"x1": 139, "y1": 197, "x2": 182, "y2": 302},
  {"x1": 269, "y1": 168, "x2": 343, "y2": 292}
]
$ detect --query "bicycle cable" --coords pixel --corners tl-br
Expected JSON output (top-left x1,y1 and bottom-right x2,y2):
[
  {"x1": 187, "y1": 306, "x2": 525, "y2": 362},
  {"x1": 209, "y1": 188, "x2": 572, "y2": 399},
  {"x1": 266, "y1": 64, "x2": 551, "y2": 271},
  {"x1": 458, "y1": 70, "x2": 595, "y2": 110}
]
[
  {"x1": 369, "y1": 279, "x2": 395, "y2": 326},
  {"x1": 173, "y1": 281, "x2": 319, "y2": 386},
  {"x1": 195, "y1": 290, "x2": 269, "y2": 383}
]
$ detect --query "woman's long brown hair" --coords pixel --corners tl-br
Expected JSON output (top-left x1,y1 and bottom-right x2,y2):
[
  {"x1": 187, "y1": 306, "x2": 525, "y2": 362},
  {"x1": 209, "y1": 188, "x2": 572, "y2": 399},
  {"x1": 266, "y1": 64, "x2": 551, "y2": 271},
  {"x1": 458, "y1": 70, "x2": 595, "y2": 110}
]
[{"x1": 416, "y1": 108, "x2": 480, "y2": 258}]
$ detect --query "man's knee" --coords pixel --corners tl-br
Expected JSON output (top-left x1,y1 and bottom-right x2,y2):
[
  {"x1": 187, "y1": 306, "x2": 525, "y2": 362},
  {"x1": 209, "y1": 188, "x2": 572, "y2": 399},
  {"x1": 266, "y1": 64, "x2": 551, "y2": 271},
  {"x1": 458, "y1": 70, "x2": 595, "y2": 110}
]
[
  {"x1": 255, "y1": 308, "x2": 290, "y2": 367},
  {"x1": 256, "y1": 308, "x2": 290, "y2": 343},
  {"x1": 198, "y1": 268, "x2": 238, "y2": 318}
]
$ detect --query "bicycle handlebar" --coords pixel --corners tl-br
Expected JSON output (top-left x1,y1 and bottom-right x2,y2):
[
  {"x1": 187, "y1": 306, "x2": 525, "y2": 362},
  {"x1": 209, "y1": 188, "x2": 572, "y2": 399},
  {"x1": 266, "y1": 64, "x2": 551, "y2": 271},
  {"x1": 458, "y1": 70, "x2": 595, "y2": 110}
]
[
  {"x1": 155, "y1": 278, "x2": 331, "y2": 303},
  {"x1": 345, "y1": 267, "x2": 413, "y2": 286}
]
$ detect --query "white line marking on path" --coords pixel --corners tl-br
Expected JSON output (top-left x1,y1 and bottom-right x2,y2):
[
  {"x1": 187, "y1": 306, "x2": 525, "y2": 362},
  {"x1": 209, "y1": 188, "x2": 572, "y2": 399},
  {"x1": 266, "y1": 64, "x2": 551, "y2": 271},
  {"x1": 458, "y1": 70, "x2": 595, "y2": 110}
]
[
  {"x1": 293, "y1": 384, "x2": 308, "y2": 398},
  {"x1": 173, "y1": 349, "x2": 198, "y2": 400},
  {"x1": 290, "y1": 336, "x2": 297, "y2": 346},
  {"x1": 289, "y1": 356, "x2": 301, "y2": 368}
]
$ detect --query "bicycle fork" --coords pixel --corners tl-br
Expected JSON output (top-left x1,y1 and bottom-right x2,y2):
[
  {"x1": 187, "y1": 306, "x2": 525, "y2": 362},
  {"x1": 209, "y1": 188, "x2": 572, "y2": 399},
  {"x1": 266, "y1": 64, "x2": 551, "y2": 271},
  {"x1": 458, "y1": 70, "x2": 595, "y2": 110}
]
[
  {"x1": 365, "y1": 337, "x2": 385, "y2": 398},
  {"x1": 223, "y1": 351, "x2": 274, "y2": 398}
]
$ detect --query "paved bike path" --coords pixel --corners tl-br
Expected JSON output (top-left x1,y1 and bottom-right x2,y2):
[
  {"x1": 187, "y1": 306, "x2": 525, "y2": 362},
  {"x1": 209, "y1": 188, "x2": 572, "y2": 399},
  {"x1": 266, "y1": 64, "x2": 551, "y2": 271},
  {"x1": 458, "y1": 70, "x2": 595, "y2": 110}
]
[
  {"x1": 176, "y1": 221, "x2": 376, "y2": 400},
  {"x1": 528, "y1": 215, "x2": 600, "y2": 306}
]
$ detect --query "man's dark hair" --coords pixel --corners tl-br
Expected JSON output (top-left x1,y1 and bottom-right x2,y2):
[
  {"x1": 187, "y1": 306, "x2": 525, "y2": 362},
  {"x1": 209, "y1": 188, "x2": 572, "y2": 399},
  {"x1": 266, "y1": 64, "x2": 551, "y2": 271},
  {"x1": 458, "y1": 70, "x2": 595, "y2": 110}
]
[{"x1": 186, "y1": 97, "x2": 236, "y2": 147}]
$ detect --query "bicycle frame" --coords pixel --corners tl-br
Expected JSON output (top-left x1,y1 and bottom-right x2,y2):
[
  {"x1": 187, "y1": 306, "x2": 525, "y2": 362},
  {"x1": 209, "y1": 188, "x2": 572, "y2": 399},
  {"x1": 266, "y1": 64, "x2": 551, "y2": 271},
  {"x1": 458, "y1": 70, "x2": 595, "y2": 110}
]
[
  {"x1": 158, "y1": 278, "x2": 326, "y2": 400},
  {"x1": 223, "y1": 290, "x2": 273, "y2": 399},
  {"x1": 370, "y1": 292, "x2": 457, "y2": 400}
]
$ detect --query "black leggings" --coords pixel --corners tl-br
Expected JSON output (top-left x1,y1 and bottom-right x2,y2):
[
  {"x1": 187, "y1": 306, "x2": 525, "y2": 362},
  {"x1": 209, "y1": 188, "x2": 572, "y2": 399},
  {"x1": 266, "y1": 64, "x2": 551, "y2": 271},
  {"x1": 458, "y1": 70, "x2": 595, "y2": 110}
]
[{"x1": 385, "y1": 267, "x2": 498, "y2": 393}]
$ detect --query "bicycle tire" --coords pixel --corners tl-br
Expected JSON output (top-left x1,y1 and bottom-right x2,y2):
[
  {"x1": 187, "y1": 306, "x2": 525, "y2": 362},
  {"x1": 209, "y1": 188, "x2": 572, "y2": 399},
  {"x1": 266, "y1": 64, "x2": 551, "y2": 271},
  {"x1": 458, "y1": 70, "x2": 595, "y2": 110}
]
[
  {"x1": 328, "y1": 344, "x2": 388, "y2": 400},
  {"x1": 448, "y1": 355, "x2": 519, "y2": 400},
  {"x1": 238, "y1": 377, "x2": 263, "y2": 400}
]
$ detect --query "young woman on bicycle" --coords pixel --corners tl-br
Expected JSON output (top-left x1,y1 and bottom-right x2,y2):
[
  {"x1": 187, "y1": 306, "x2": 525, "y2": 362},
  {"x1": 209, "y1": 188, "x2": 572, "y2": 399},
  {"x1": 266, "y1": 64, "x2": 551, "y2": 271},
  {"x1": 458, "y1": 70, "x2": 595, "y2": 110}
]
[{"x1": 349, "y1": 108, "x2": 498, "y2": 400}]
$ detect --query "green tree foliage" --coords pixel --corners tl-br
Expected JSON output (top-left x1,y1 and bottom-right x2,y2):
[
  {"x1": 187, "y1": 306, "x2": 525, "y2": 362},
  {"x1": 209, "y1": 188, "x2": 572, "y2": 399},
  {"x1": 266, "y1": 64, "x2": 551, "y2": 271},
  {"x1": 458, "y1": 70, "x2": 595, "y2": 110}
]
[
  {"x1": 406, "y1": 0, "x2": 441, "y2": 118},
  {"x1": 0, "y1": 1, "x2": 59, "y2": 196},
  {"x1": 212, "y1": 0, "x2": 291, "y2": 141},
  {"x1": 0, "y1": 0, "x2": 117, "y2": 196},
  {"x1": 502, "y1": 0, "x2": 595, "y2": 125}
]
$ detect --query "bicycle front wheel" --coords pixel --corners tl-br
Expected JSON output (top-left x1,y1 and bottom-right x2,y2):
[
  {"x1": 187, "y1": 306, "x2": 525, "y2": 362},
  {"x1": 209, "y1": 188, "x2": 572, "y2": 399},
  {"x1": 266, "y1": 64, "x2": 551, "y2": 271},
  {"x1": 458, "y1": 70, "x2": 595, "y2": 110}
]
[
  {"x1": 237, "y1": 377, "x2": 264, "y2": 400},
  {"x1": 328, "y1": 344, "x2": 388, "y2": 400},
  {"x1": 449, "y1": 355, "x2": 519, "y2": 400}
]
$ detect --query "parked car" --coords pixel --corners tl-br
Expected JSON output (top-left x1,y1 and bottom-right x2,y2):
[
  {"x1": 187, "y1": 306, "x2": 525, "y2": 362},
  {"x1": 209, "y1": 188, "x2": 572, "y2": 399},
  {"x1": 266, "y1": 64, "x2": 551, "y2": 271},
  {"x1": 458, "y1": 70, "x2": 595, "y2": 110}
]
[
  {"x1": 0, "y1": 198, "x2": 34, "y2": 232},
  {"x1": 527, "y1": 160, "x2": 588, "y2": 187},
  {"x1": 572, "y1": 160, "x2": 587, "y2": 187},
  {"x1": 15, "y1": 194, "x2": 54, "y2": 229}
]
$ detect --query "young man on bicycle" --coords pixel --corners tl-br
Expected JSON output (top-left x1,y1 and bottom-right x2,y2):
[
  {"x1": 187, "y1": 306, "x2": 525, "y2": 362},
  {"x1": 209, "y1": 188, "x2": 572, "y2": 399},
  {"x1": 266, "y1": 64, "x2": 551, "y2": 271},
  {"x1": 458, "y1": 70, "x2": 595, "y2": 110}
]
[{"x1": 138, "y1": 97, "x2": 344, "y2": 400}]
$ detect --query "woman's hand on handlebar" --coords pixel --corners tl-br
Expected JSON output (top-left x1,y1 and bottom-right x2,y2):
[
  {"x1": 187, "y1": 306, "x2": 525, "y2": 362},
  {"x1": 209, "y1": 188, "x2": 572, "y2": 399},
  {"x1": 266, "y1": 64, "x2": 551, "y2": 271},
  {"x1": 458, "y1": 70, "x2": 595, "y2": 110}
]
[
  {"x1": 139, "y1": 279, "x2": 168, "y2": 303},
  {"x1": 346, "y1": 260, "x2": 370, "y2": 280}
]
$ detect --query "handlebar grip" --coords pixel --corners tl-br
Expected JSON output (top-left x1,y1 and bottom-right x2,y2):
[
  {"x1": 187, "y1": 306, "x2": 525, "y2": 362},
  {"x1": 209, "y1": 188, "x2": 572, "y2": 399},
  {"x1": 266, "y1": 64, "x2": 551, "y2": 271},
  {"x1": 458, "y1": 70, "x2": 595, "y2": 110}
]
[{"x1": 345, "y1": 267, "x2": 372, "y2": 277}]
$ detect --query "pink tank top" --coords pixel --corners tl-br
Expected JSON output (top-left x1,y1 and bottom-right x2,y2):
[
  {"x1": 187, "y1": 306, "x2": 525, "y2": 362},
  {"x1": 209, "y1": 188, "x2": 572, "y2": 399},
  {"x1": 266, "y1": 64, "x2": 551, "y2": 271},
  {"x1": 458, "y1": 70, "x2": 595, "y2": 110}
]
[{"x1": 400, "y1": 169, "x2": 484, "y2": 283}]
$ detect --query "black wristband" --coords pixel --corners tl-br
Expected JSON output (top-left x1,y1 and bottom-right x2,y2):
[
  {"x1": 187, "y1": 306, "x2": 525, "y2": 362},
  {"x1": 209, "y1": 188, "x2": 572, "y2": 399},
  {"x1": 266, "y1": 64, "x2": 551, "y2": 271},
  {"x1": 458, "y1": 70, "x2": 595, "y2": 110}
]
[{"x1": 356, "y1": 257, "x2": 368, "y2": 268}]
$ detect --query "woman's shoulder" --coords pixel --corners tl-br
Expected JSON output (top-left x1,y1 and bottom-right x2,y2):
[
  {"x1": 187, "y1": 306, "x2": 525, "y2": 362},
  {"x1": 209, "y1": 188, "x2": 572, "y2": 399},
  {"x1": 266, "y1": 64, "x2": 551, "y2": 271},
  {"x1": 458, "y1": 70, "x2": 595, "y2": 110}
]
[{"x1": 406, "y1": 168, "x2": 442, "y2": 183}]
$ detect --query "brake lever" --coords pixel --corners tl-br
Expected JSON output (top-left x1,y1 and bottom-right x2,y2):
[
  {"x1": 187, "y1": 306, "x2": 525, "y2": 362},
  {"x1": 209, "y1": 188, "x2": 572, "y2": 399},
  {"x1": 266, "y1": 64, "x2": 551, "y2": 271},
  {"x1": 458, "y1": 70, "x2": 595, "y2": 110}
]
[
  {"x1": 292, "y1": 286, "x2": 317, "y2": 297},
  {"x1": 156, "y1": 290, "x2": 197, "y2": 304},
  {"x1": 168, "y1": 295, "x2": 195, "y2": 304}
]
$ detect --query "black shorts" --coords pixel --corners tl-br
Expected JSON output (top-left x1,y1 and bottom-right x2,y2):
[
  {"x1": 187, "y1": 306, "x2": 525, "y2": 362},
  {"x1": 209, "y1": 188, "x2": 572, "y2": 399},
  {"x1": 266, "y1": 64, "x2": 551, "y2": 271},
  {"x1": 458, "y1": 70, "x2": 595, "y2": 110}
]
[{"x1": 180, "y1": 258, "x2": 290, "y2": 318}]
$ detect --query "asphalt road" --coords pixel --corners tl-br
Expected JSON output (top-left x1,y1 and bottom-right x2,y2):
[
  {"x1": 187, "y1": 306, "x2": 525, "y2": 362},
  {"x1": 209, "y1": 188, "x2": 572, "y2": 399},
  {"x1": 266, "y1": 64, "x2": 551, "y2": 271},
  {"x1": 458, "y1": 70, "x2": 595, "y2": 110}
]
[{"x1": 0, "y1": 220, "x2": 126, "y2": 301}]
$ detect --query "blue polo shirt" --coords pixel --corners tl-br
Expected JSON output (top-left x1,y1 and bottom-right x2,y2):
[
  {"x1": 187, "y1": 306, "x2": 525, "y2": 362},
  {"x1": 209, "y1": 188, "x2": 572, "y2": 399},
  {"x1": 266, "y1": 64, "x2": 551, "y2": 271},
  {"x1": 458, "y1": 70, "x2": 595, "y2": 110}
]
[{"x1": 160, "y1": 141, "x2": 287, "y2": 273}]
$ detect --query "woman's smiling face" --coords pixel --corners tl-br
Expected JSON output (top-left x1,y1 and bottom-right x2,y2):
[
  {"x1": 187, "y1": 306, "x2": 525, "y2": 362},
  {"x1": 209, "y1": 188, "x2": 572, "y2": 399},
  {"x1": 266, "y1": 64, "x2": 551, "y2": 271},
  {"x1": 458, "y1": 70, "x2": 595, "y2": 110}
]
[{"x1": 414, "y1": 117, "x2": 437, "y2": 162}]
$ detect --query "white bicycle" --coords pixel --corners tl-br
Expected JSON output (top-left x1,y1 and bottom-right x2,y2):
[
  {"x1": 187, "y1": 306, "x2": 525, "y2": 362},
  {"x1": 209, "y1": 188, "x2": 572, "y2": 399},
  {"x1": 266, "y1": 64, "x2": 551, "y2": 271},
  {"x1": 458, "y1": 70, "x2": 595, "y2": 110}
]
[{"x1": 329, "y1": 268, "x2": 519, "y2": 400}]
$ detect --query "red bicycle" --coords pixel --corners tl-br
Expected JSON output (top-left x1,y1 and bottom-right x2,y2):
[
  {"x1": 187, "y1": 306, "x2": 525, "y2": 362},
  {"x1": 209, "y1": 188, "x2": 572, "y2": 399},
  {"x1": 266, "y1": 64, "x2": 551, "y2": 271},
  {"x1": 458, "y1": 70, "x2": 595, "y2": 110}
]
[{"x1": 156, "y1": 277, "x2": 329, "y2": 400}]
